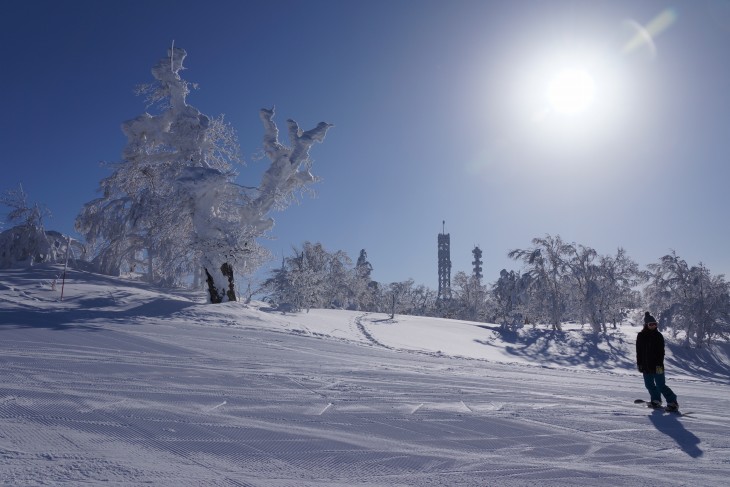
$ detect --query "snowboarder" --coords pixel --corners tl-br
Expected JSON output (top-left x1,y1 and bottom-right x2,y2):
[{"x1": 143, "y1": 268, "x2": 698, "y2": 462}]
[{"x1": 636, "y1": 312, "x2": 679, "y2": 411}]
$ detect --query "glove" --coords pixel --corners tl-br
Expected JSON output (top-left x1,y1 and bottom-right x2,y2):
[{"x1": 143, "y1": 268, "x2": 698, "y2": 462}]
[
  {"x1": 656, "y1": 366, "x2": 664, "y2": 374},
  {"x1": 637, "y1": 364, "x2": 644, "y2": 373}
]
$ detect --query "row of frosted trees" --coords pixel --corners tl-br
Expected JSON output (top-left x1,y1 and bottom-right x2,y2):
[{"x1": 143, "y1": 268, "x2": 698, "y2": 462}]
[
  {"x1": 500, "y1": 235, "x2": 729, "y2": 347},
  {"x1": 261, "y1": 236, "x2": 730, "y2": 347}
]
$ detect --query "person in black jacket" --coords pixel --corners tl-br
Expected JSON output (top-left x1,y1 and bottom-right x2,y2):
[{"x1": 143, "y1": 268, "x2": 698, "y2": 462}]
[{"x1": 636, "y1": 312, "x2": 679, "y2": 411}]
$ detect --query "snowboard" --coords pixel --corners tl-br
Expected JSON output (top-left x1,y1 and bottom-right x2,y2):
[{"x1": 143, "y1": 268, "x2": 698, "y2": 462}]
[{"x1": 634, "y1": 399, "x2": 691, "y2": 416}]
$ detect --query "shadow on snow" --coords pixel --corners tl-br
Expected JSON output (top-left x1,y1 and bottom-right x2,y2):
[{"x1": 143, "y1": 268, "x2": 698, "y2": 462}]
[
  {"x1": 476, "y1": 325, "x2": 634, "y2": 370},
  {"x1": 648, "y1": 409, "x2": 703, "y2": 458},
  {"x1": 0, "y1": 297, "x2": 198, "y2": 331}
]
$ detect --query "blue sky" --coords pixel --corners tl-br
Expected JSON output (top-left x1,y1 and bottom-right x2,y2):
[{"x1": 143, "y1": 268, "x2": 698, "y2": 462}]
[{"x1": 2, "y1": 0, "x2": 730, "y2": 288}]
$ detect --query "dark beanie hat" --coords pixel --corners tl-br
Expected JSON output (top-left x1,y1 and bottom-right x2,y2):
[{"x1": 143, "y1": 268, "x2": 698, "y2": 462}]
[{"x1": 644, "y1": 312, "x2": 657, "y2": 325}]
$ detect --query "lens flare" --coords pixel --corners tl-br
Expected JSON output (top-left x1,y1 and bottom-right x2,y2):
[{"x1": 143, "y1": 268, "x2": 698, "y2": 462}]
[{"x1": 623, "y1": 8, "x2": 678, "y2": 57}]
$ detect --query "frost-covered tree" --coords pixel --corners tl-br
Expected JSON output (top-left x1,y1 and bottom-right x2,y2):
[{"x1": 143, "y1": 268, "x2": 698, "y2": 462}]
[
  {"x1": 77, "y1": 47, "x2": 332, "y2": 302},
  {"x1": 509, "y1": 234, "x2": 572, "y2": 330},
  {"x1": 385, "y1": 279, "x2": 415, "y2": 318},
  {"x1": 0, "y1": 184, "x2": 60, "y2": 268},
  {"x1": 563, "y1": 243, "x2": 598, "y2": 326},
  {"x1": 405, "y1": 283, "x2": 437, "y2": 316},
  {"x1": 77, "y1": 47, "x2": 240, "y2": 284},
  {"x1": 590, "y1": 248, "x2": 642, "y2": 331},
  {"x1": 452, "y1": 271, "x2": 487, "y2": 321},
  {"x1": 380, "y1": 279, "x2": 437, "y2": 317},
  {"x1": 355, "y1": 249, "x2": 373, "y2": 280},
  {"x1": 1, "y1": 184, "x2": 50, "y2": 229},
  {"x1": 261, "y1": 258, "x2": 295, "y2": 309},
  {"x1": 508, "y1": 236, "x2": 641, "y2": 333},
  {"x1": 491, "y1": 269, "x2": 532, "y2": 330},
  {"x1": 563, "y1": 244, "x2": 641, "y2": 333},
  {"x1": 644, "y1": 252, "x2": 730, "y2": 347},
  {"x1": 352, "y1": 249, "x2": 377, "y2": 310},
  {"x1": 324, "y1": 249, "x2": 353, "y2": 308},
  {"x1": 263, "y1": 242, "x2": 352, "y2": 311}
]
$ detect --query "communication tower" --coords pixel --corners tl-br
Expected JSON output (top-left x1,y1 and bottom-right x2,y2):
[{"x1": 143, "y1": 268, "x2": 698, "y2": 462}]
[
  {"x1": 472, "y1": 246, "x2": 483, "y2": 282},
  {"x1": 437, "y1": 221, "x2": 452, "y2": 301}
]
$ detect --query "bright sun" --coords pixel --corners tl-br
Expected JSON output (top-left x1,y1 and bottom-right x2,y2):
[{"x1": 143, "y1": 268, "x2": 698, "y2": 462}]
[{"x1": 546, "y1": 68, "x2": 596, "y2": 114}]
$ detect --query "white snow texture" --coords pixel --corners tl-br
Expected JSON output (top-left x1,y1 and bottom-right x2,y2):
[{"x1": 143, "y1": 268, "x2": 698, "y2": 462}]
[{"x1": 1, "y1": 264, "x2": 729, "y2": 486}]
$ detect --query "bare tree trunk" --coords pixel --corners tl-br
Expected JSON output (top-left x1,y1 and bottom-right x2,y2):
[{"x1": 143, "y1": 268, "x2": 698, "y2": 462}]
[
  {"x1": 204, "y1": 263, "x2": 237, "y2": 304},
  {"x1": 221, "y1": 262, "x2": 237, "y2": 301}
]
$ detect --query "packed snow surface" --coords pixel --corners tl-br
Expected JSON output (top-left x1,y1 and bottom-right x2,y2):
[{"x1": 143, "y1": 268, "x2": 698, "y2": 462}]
[{"x1": 1, "y1": 265, "x2": 729, "y2": 486}]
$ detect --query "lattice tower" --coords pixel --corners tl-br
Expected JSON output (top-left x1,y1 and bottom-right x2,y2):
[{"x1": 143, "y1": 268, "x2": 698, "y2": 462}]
[
  {"x1": 437, "y1": 221, "x2": 451, "y2": 300},
  {"x1": 472, "y1": 246, "x2": 483, "y2": 282}
]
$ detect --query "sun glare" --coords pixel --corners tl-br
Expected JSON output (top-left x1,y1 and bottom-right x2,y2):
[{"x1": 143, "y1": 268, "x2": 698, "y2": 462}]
[
  {"x1": 513, "y1": 44, "x2": 626, "y2": 143},
  {"x1": 547, "y1": 68, "x2": 596, "y2": 114}
]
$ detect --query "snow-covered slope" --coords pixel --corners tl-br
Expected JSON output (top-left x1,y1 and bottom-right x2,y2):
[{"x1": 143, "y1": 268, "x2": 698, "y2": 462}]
[{"x1": 1, "y1": 264, "x2": 729, "y2": 486}]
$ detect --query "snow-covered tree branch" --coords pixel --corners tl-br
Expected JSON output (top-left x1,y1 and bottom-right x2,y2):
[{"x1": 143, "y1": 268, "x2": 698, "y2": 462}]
[
  {"x1": 77, "y1": 47, "x2": 332, "y2": 302},
  {"x1": 0, "y1": 184, "x2": 64, "y2": 268},
  {"x1": 644, "y1": 252, "x2": 730, "y2": 347}
]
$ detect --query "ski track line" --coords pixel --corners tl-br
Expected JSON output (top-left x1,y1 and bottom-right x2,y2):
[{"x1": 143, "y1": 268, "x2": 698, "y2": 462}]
[
  {"x1": 287, "y1": 376, "x2": 329, "y2": 399},
  {"x1": 354, "y1": 313, "x2": 393, "y2": 350},
  {"x1": 318, "y1": 402, "x2": 334, "y2": 415},
  {"x1": 206, "y1": 400, "x2": 227, "y2": 412},
  {"x1": 432, "y1": 416, "x2": 707, "y2": 486},
  {"x1": 510, "y1": 410, "x2": 685, "y2": 459}
]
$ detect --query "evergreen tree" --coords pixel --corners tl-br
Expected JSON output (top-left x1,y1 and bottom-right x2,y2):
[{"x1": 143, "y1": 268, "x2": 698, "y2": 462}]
[{"x1": 353, "y1": 249, "x2": 376, "y2": 310}]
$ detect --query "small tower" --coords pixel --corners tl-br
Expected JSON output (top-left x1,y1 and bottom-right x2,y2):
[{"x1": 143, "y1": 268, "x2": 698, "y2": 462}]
[
  {"x1": 472, "y1": 246, "x2": 483, "y2": 282},
  {"x1": 437, "y1": 220, "x2": 452, "y2": 301}
]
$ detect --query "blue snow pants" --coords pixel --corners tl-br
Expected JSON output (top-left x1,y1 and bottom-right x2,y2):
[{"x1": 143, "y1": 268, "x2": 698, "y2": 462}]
[{"x1": 643, "y1": 372, "x2": 677, "y2": 404}]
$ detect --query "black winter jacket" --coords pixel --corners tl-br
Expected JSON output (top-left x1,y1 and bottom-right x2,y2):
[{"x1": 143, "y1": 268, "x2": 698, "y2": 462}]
[{"x1": 636, "y1": 327, "x2": 665, "y2": 373}]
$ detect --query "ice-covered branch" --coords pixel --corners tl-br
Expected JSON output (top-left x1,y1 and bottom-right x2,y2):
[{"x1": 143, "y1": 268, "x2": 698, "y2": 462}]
[{"x1": 252, "y1": 107, "x2": 333, "y2": 220}]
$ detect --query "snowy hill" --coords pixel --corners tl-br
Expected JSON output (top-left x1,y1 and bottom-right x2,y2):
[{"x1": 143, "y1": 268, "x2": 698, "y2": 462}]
[{"x1": 1, "y1": 264, "x2": 729, "y2": 486}]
